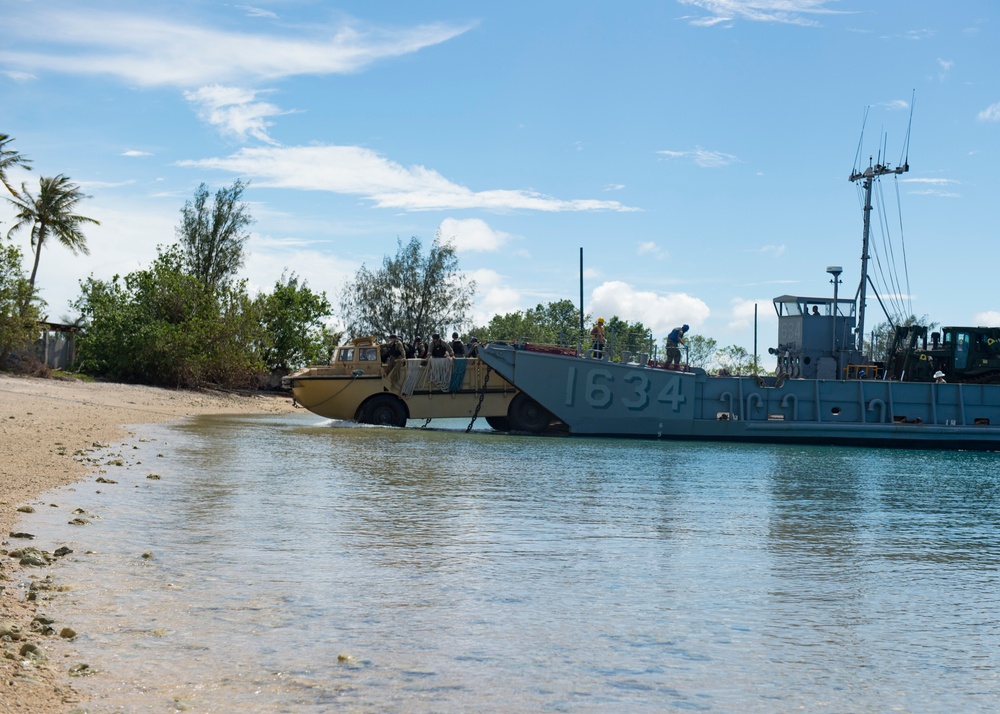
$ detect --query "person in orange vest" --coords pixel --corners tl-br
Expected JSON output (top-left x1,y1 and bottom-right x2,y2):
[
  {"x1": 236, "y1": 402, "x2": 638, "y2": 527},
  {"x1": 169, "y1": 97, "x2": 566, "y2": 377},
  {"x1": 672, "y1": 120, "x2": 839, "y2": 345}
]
[{"x1": 590, "y1": 317, "x2": 606, "y2": 359}]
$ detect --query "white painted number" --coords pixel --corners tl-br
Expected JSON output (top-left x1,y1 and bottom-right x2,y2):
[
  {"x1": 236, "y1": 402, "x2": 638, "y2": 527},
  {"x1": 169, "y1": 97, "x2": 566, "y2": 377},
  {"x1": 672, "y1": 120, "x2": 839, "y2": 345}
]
[
  {"x1": 622, "y1": 373, "x2": 650, "y2": 410},
  {"x1": 656, "y1": 376, "x2": 687, "y2": 412},
  {"x1": 585, "y1": 368, "x2": 613, "y2": 408}
]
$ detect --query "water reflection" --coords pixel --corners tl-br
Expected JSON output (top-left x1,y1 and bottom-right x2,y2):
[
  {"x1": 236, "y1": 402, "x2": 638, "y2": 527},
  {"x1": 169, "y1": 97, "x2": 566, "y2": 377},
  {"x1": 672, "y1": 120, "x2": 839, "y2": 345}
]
[{"x1": 19, "y1": 414, "x2": 1000, "y2": 712}]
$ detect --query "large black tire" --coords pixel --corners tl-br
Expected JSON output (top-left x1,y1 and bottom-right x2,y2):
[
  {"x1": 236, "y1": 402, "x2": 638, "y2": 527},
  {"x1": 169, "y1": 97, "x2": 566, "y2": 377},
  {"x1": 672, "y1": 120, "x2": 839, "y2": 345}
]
[
  {"x1": 485, "y1": 416, "x2": 510, "y2": 432},
  {"x1": 358, "y1": 395, "x2": 408, "y2": 427},
  {"x1": 507, "y1": 393, "x2": 552, "y2": 433}
]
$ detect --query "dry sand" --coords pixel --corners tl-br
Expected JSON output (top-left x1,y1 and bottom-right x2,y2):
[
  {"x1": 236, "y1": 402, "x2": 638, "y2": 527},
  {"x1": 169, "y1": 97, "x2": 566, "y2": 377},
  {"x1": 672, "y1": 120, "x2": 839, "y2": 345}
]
[{"x1": 0, "y1": 373, "x2": 296, "y2": 712}]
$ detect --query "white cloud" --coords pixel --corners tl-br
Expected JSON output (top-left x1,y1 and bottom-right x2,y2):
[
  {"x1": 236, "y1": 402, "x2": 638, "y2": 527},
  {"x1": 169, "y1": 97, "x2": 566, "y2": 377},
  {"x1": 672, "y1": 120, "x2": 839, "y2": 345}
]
[
  {"x1": 745, "y1": 244, "x2": 785, "y2": 257},
  {"x1": 242, "y1": 238, "x2": 357, "y2": 310},
  {"x1": 0, "y1": 10, "x2": 474, "y2": 88},
  {"x1": 902, "y1": 177, "x2": 958, "y2": 185},
  {"x1": 184, "y1": 85, "x2": 288, "y2": 143},
  {"x1": 438, "y1": 218, "x2": 511, "y2": 252},
  {"x1": 978, "y1": 102, "x2": 1000, "y2": 122},
  {"x1": 726, "y1": 297, "x2": 776, "y2": 332},
  {"x1": 2, "y1": 70, "x2": 35, "y2": 82},
  {"x1": 882, "y1": 99, "x2": 909, "y2": 111},
  {"x1": 974, "y1": 311, "x2": 1000, "y2": 325},
  {"x1": 179, "y1": 145, "x2": 638, "y2": 212},
  {"x1": 657, "y1": 146, "x2": 738, "y2": 168},
  {"x1": 637, "y1": 241, "x2": 668, "y2": 259},
  {"x1": 589, "y1": 280, "x2": 710, "y2": 337},
  {"x1": 678, "y1": 0, "x2": 849, "y2": 28},
  {"x1": 122, "y1": 150, "x2": 153, "y2": 157},
  {"x1": 465, "y1": 268, "x2": 522, "y2": 326},
  {"x1": 238, "y1": 6, "x2": 279, "y2": 20}
]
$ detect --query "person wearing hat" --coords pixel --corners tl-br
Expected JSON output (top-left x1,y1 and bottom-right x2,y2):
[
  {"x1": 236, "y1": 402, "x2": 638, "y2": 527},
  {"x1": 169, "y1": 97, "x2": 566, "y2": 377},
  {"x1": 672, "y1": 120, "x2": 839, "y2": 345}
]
[
  {"x1": 466, "y1": 336, "x2": 480, "y2": 359},
  {"x1": 666, "y1": 324, "x2": 690, "y2": 367},
  {"x1": 426, "y1": 333, "x2": 454, "y2": 360},
  {"x1": 451, "y1": 331, "x2": 466, "y2": 357},
  {"x1": 383, "y1": 334, "x2": 407, "y2": 378},
  {"x1": 590, "y1": 317, "x2": 606, "y2": 359},
  {"x1": 933, "y1": 370, "x2": 947, "y2": 384}
]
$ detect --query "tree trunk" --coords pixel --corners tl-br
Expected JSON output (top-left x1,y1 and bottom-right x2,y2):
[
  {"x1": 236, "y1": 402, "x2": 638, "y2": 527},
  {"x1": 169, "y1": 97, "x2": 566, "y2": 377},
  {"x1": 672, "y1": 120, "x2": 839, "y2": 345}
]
[{"x1": 28, "y1": 227, "x2": 45, "y2": 288}]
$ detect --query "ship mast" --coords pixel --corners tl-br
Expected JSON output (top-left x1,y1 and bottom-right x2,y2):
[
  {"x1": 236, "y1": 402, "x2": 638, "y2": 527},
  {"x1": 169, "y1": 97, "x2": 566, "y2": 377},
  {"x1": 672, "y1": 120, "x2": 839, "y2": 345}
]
[{"x1": 848, "y1": 159, "x2": 908, "y2": 354}]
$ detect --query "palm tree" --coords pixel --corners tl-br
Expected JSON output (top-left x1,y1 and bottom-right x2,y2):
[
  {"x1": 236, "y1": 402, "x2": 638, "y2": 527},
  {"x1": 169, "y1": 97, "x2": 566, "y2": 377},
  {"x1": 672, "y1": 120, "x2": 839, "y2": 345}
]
[
  {"x1": 0, "y1": 134, "x2": 32, "y2": 199},
  {"x1": 6, "y1": 175, "x2": 99, "y2": 289}
]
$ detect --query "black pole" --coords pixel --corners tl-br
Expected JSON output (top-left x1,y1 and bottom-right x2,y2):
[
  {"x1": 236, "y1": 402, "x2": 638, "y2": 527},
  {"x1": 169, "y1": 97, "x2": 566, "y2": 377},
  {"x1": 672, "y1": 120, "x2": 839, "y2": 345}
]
[
  {"x1": 579, "y1": 248, "x2": 584, "y2": 345},
  {"x1": 754, "y1": 303, "x2": 758, "y2": 375}
]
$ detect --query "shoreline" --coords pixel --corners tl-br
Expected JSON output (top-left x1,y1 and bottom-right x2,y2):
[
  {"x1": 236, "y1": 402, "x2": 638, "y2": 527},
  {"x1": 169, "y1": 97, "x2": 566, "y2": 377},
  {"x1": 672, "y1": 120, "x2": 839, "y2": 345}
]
[{"x1": 0, "y1": 373, "x2": 296, "y2": 712}]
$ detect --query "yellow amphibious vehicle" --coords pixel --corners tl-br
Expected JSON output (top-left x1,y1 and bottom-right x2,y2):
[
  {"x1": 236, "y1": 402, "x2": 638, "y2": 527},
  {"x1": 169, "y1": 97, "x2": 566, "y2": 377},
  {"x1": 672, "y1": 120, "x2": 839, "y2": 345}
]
[{"x1": 282, "y1": 337, "x2": 552, "y2": 431}]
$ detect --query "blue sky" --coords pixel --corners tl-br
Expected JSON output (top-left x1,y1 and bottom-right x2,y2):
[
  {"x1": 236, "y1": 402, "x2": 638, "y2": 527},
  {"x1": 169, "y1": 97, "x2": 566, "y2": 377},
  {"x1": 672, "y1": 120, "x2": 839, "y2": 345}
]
[{"x1": 2, "y1": 0, "x2": 998, "y2": 353}]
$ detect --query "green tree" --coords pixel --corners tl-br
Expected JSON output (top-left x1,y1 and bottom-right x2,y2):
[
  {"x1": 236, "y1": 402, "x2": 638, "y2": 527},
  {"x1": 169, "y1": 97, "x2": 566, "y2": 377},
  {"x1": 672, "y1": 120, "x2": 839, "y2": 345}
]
[
  {"x1": 0, "y1": 134, "x2": 32, "y2": 200},
  {"x1": 5, "y1": 175, "x2": 99, "y2": 289},
  {"x1": 472, "y1": 299, "x2": 588, "y2": 345},
  {"x1": 73, "y1": 245, "x2": 265, "y2": 388},
  {"x1": 256, "y1": 272, "x2": 333, "y2": 372},
  {"x1": 715, "y1": 345, "x2": 756, "y2": 375},
  {"x1": 340, "y1": 234, "x2": 474, "y2": 340},
  {"x1": 0, "y1": 244, "x2": 41, "y2": 366},
  {"x1": 679, "y1": 334, "x2": 718, "y2": 369},
  {"x1": 866, "y1": 314, "x2": 935, "y2": 363},
  {"x1": 177, "y1": 180, "x2": 254, "y2": 289},
  {"x1": 604, "y1": 316, "x2": 653, "y2": 362}
]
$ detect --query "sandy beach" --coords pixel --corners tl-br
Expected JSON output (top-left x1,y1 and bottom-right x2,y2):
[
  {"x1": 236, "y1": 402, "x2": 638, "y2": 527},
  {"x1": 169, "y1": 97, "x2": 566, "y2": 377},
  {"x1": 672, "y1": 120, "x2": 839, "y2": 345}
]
[{"x1": 0, "y1": 373, "x2": 295, "y2": 713}]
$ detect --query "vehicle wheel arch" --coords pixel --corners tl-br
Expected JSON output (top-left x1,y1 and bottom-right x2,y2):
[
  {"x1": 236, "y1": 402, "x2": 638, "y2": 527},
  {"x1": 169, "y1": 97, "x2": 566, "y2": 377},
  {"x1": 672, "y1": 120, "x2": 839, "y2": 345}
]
[{"x1": 356, "y1": 394, "x2": 409, "y2": 427}]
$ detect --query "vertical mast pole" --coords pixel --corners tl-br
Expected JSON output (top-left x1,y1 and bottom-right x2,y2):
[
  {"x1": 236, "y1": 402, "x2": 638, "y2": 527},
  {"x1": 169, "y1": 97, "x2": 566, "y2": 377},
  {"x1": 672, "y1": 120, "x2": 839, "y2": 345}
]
[
  {"x1": 849, "y1": 159, "x2": 908, "y2": 357},
  {"x1": 579, "y1": 248, "x2": 584, "y2": 351}
]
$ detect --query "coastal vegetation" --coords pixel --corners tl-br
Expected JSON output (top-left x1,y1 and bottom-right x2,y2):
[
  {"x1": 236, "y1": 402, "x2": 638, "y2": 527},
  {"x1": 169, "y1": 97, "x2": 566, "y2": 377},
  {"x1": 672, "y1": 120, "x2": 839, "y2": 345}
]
[
  {"x1": 1, "y1": 132, "x2": 766, "y2": 387},
  {"x1": 70, "y1": 183, "x2": 333, "y2": 389},
  {"x1": 339, "y1": 235, "x2": 474, "y2": 342}
]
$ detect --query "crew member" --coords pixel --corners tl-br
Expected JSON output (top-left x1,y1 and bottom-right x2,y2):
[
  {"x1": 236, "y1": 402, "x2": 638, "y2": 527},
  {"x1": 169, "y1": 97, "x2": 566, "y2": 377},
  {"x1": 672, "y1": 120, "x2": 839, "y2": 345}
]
[
  {"x1": 451, "y1": 332, "x2": 466, "y2": 357},
  {"x1": 384, "y1": 334, "x2": 406, "y2": 364},
  {"x1": 666, "y1": 324, "x2": 689, "y2": 366},
  {"x1": 426, "y1": 333, "x2": 454, "y2": 359},
  {"x1": 590, "y1": 318, "x2": 606, "y2": 359},
  {"x1": 466, "y1": 336, "x2": 480, "y2": 358}
]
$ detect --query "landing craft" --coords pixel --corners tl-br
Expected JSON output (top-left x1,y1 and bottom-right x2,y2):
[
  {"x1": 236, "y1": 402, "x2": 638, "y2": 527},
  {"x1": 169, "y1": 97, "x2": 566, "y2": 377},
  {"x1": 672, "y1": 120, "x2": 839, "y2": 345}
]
[{"x1": 475, "y1": 141, "x2": 1000, "y2": 449}]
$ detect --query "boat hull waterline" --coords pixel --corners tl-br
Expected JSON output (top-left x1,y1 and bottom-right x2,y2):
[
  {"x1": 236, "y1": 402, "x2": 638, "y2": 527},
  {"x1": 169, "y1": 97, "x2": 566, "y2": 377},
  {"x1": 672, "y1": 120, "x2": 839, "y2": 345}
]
[{"x1": 478, "y1": 345, "x2": 1000, "y2": 450}]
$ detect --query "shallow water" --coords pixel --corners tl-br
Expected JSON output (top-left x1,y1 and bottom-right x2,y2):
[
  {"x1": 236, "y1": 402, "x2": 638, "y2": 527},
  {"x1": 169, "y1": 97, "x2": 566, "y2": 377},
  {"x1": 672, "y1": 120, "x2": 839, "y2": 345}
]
[{"x1": 20, "y1": 413, "x2": 1000, "y2": 712}]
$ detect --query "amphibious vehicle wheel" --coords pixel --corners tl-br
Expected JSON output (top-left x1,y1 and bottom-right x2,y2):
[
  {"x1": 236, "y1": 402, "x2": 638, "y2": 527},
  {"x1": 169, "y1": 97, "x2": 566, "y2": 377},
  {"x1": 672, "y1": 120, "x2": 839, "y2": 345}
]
[
  {"x1": 485, "y1": 416, "x2": 510, "y2": 432},
  {"x1": 507, "y1": 393, "x2": 552, "y2": 434},
  {"x1": 359, "y1": 395, "x2": 407, "y2": 427}
]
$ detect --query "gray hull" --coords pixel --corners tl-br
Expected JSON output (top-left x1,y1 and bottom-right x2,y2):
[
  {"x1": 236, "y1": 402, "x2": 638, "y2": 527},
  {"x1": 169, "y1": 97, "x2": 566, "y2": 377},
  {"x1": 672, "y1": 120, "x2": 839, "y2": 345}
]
[{"x1": 479, "y1": 345, "x2": 1000, "y2": 450}]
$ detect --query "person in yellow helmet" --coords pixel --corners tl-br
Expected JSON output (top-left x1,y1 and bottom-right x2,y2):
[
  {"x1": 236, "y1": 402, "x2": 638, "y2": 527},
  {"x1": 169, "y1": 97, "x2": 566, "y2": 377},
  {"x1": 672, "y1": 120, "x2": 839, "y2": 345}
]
[{"x1": 590, "y1": 317, "x2": 606, "y2": 359}]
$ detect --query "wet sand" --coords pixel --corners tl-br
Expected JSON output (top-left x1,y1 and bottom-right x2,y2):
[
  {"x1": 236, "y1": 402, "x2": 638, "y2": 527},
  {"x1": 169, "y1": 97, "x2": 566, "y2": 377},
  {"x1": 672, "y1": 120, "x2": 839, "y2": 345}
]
[{"x1": 0, "y1": 373, "x2": 295, "y2": 712}]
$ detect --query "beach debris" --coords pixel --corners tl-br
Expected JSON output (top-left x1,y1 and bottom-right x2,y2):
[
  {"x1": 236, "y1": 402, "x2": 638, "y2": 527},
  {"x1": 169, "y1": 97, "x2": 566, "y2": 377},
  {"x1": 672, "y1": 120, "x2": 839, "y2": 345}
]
[
  {"x1": 141, "y1": 551, "x2": 154, "y2": 560},
  {"x1": 95, "y1": 477, "x2": 117, "y2": 484},
  {"x1": 68, "y1": 518, "x2": 90, "y2": 526},
  {"x1": 10, "y1": 547, "x2": 51, "y2": 566},
  {"x1": 59, "y1": 627, "x2": 77, "y2": 640},
  {"x1": 147, "y1": 473, "x2": 161, "y2": 480},
  {"x1": 9, "y1": 532, "x2": 34, "y2": 539},
  {"x1": 19, "y1": 642, "x2": 43, "y2": 660},
  {"x1": 28, "y1": 575, "x2": 57, "y2": 600},
  {"x1": 105, "y1": 458, "x2": 125, "y2": 466},
  {"x1": 68, "y1": 662, "x2": 95, "y2": 677},
  {"x1": 16, "y1": 505, "x2": 35, "y2": 513},
  {"x1": 30, "y1": 614, "x2": 56, "y2": 636},
  {"x1": 53, "y1": 546, "x2": 73, "y2": 557},
  {"x1": 337, "y1": 653, "x2": 355, "y2": 663},
  {"x1": 0, "y1": 622, "x2": 24, "y2": 640}
]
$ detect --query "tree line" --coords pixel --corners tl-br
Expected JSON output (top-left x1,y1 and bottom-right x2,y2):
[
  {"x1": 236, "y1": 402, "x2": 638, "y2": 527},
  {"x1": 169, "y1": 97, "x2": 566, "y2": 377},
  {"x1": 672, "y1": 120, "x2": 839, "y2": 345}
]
[{"x1": 2, "y1": 131, "x2": 765, "y2": 387}]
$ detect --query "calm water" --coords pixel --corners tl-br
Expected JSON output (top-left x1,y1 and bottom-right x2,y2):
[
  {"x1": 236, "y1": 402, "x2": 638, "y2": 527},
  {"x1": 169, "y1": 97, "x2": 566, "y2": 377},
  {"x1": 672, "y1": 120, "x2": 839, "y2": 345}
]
[{"x1": 20, "y1": 413, "x2": 1000, "y2": 712}]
